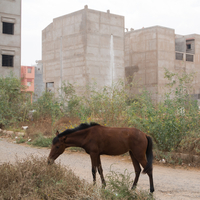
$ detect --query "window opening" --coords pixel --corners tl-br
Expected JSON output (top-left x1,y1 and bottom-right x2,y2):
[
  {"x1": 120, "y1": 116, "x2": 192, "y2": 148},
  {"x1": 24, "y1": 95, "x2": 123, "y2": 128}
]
[
  {"x1": 27, "y1": 68, "x2": 32, "y2": 73},
  {"x1": 2, "y1": 22, "x2": 14, "y2": 35},
  {"x1": 175, "y1": 52, "x2": 183, "y2": 61},
  {"x1": 27, "y1": 79, "x2": 32, "y2": 87},
  {"x1": 186, "y1": 44, "x2": 191, "y2": 50},
  {"x1": 2, "y1": 55, "x2": 14, "y2": 67},
  {"x1": 46, "y1": 82, "x2": 54, "y2": 92},
  {"x1": 186, "y1": 54, "x2": 193, "y2": 62}
]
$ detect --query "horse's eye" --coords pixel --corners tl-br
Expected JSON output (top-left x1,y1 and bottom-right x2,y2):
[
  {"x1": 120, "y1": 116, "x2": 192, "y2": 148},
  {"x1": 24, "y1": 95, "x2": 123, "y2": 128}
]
[{"x1": 56, "y1": 146, "x2": 59, "y2": 149}]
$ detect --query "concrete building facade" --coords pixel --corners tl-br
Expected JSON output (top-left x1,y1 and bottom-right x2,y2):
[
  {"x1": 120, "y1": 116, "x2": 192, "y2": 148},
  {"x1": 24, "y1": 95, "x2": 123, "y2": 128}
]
[
  {"x1": 125, "y1": 26, "x2": 200, "y2": 102},
  {"x1": 42, "y1": 6, "x2": 124, "y2": 94},
  {"x1": 0, "y1": 0, "x2": 21, "y2": 78},
  {"x1": 175, "y1": 34, "x2": 200, "y2": 99}
]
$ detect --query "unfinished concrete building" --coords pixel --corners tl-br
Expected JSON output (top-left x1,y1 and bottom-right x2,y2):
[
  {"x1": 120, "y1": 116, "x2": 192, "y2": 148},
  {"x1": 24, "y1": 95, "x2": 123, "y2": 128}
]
[
  {"x1": 42, "y1": 6, "x2": 200, "y2": 102},
  {"x1": 0, "y1": 0, "x2": 21, "y2": 78},
  {"x1": 175, "y1": 34, "x2": 200, "y2": 100},
  {"x1": 125, "y1": 26, "x2": 200, "y2": 102},
  {"x1": 42, "y1": 6, "x2": 124, "y2": 94}
]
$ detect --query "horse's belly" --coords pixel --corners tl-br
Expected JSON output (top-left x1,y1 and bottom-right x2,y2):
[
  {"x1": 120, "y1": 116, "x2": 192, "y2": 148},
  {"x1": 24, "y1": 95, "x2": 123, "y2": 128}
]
[{"x1": 101, "y1": 143, "x2": 129, "y2": 155}]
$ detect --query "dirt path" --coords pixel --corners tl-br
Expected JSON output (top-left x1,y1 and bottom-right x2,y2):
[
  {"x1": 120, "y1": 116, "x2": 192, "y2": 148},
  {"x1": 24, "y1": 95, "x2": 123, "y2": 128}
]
[{"x1": 0, "y1": 138, "x2": 200, "y2": 200}]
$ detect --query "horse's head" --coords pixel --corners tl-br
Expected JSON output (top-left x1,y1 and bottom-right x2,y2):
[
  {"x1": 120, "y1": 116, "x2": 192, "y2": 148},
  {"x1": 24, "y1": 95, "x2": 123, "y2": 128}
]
[{"x1": 48, "y1": 131, "x2": 66, "y2": 164}]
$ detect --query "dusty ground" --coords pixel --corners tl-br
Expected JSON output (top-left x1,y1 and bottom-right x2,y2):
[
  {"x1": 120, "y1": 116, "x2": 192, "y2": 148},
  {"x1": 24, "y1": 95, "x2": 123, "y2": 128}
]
[{"x1": 0, "y1": 138, "x2": 200, "y2": 200}]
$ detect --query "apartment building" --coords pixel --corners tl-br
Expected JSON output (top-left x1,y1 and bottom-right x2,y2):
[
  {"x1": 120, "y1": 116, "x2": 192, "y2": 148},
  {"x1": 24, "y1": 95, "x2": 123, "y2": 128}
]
[{"x1": 0, "y1": 0, "x2": 21, "y2": 78}]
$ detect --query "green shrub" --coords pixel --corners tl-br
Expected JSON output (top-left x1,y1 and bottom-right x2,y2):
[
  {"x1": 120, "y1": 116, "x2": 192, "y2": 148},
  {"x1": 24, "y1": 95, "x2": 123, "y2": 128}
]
[
  {"x1": 32, "y1": 91, "x2": 64, "y2": 122},
  {"x1": 0, "y1": 72, "x2": 30, "y2": 127},
  {"x1": 31, "y1": 134, "x2": 53, "y2": 147},
  {"x1": 128, "y1": 69, "x2": 199, "y2": 151}
]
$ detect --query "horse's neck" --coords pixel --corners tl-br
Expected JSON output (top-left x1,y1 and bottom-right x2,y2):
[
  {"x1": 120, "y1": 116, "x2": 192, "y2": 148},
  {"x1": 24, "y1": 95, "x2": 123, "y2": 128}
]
[{"x1": 65, "y1": 131, "x2": 88, "y2": 147}]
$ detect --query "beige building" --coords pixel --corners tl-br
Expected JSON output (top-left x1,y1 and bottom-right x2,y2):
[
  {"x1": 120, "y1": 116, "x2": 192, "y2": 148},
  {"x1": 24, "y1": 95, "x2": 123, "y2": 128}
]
[
  {"x1": 0, "y1": 0, "x2": 21, "y2": 78},
  {"x1": 125, "y1": 26, "x2": 200, "y2": 102},
  {"x1": 42, "y1": 6, "x2": 125, "y2": 94}
]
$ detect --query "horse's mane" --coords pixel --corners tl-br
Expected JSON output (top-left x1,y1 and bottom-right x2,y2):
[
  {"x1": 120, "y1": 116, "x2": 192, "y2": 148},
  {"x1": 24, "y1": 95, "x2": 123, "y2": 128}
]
[{"x1": 52, "y1": 122, "x2": 100, "y2": 145}]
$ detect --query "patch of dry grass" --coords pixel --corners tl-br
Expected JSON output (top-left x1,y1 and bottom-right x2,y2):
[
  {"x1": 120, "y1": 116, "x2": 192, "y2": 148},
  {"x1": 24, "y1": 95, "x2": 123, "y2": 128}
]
[
  {"x1": 0, "y1": 156, "x2": 101, "y2": 200},
  {"x1": 0, "y1": 156, "x2": 154, "y2": 200}
]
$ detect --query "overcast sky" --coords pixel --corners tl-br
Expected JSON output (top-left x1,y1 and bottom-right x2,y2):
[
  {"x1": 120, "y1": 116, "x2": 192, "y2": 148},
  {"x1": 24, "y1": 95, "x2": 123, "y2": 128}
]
[{"x1": 21, "y1": 0, "x2": 200, "y2": 66}]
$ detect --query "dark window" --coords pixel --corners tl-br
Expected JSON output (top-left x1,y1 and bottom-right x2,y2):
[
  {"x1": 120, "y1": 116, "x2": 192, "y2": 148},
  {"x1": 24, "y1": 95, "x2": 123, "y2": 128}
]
[
  {"x1": 2, "y1": 55, "x2": 14, "y2": 67},
  {"x1": 3, "y1": 22, "x2": 14, "y2": 35},
  {"x1": 175, "y1": 52, "x2": 183, "y2": 60},
  {"x1": 186, "y1": 44, "x2": 191, "y2": 50},
  {"x1": 186, "y1": 54, "x2": 193, "y2": 62}
]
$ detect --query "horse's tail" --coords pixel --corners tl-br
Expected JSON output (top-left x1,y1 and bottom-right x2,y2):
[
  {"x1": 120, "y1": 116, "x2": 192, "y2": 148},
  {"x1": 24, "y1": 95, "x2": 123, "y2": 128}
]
[{"x1": 142, "y1": 135, "x2": 153, "y2": 174}]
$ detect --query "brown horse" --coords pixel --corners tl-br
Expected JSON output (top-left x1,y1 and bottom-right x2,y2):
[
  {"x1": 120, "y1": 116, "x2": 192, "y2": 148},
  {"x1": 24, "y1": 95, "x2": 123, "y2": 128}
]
[{"x1": 48, "y1": 122, "x2": 154, "y2": 193}]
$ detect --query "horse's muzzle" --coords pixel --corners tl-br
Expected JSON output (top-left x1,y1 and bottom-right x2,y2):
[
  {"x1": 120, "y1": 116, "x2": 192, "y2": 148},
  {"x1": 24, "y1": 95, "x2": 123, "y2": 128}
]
[{"x1": 47, "y1": 158, "x2": 54, "y2": 165}]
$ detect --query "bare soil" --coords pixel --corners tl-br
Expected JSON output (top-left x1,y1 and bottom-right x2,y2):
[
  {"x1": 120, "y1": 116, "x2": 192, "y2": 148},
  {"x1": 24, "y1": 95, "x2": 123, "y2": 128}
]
[{"x1": 0, "y1": 138, "x2": 200, "y2": 200}]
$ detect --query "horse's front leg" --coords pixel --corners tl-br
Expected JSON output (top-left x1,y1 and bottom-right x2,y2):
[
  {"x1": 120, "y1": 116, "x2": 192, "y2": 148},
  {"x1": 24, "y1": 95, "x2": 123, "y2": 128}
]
[{"x1": 90, "y1": 153, "x2": 98, "y2": 185}]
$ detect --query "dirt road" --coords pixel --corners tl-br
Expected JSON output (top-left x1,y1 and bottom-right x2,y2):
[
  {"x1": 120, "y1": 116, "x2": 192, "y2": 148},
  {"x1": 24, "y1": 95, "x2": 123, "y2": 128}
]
[{"x1": 0, "y1": 138, "x2": 200, "y2": 200}]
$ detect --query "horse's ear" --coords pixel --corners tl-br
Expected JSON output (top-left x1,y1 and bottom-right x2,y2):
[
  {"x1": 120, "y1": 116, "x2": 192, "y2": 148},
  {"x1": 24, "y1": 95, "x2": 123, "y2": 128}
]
[{"x1": 56, "y1": 130, "x2": 59, "y2": 136}]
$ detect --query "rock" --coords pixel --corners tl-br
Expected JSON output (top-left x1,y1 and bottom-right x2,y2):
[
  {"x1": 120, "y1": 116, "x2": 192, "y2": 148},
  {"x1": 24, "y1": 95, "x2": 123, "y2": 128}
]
[
  {"x1": 16, "y1": 132, "x2": 25, "y2": 136},
  {"x1": 6, "y1": 131, "x2": 14, "y2": 135}
]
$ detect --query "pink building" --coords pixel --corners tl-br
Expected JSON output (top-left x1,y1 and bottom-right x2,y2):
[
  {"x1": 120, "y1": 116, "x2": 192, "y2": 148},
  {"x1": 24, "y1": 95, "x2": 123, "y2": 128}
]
[{"x1": 21, "y1": 66, "x2": 35, "y2": 102}]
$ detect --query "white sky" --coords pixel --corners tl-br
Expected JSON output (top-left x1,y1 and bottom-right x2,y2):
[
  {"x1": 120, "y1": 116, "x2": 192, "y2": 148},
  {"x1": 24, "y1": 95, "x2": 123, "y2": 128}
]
[{"x1": 21, "y1": 0, "x2": 200, "y2": 66}]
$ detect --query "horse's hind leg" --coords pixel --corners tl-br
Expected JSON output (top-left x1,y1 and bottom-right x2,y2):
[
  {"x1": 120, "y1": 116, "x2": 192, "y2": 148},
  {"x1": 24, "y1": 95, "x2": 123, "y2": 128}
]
[
  {"x1": 97, "y1": 155, "x2": 106, "y2": 188},
  {"x1": 129, "y1": 151, "x2": 141, "y2": 189},
  {"x1": 136, "y1": 154, "x2": 154, "y2": 193}
]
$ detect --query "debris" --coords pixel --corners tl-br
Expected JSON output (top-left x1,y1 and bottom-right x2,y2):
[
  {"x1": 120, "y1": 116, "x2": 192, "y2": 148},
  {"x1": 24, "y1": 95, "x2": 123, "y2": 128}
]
[
  {"x1": 22, "y1": 126, "x2": 28, "y2": 130},
  {"x1": 6, "y1": 131, "x2": 14, "y2": 135},
  {"x1": 159, "y1": 159, "x2": 166, "y2": 163},
  {"x1": 16, "y1": 132, "x2": 25, "y2": 137}
]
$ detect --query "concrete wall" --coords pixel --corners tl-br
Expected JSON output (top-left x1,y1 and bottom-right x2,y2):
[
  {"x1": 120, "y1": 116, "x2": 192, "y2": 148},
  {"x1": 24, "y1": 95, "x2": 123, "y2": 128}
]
[
  {"x1": 0, "y1": 0, "x2": 21, "y2": 78},
  {"x1": 33, "y1": 60, "x2": 45, "y2": 101},
  {"x1": 157, "y1": 27, "x2": 175, "y2": 101},
  {"x1": 42, "y1": 6, "x2": 124, "y2": 94},
  {"x1": 125, "y1": 26, "x2": 175, "y2": 101}
]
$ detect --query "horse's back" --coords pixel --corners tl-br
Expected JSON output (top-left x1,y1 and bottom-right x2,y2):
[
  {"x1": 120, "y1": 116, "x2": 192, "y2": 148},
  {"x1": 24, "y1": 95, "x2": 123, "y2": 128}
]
[{"x1": 87, "y1": 126, "x2": 147, "y2": 155}]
